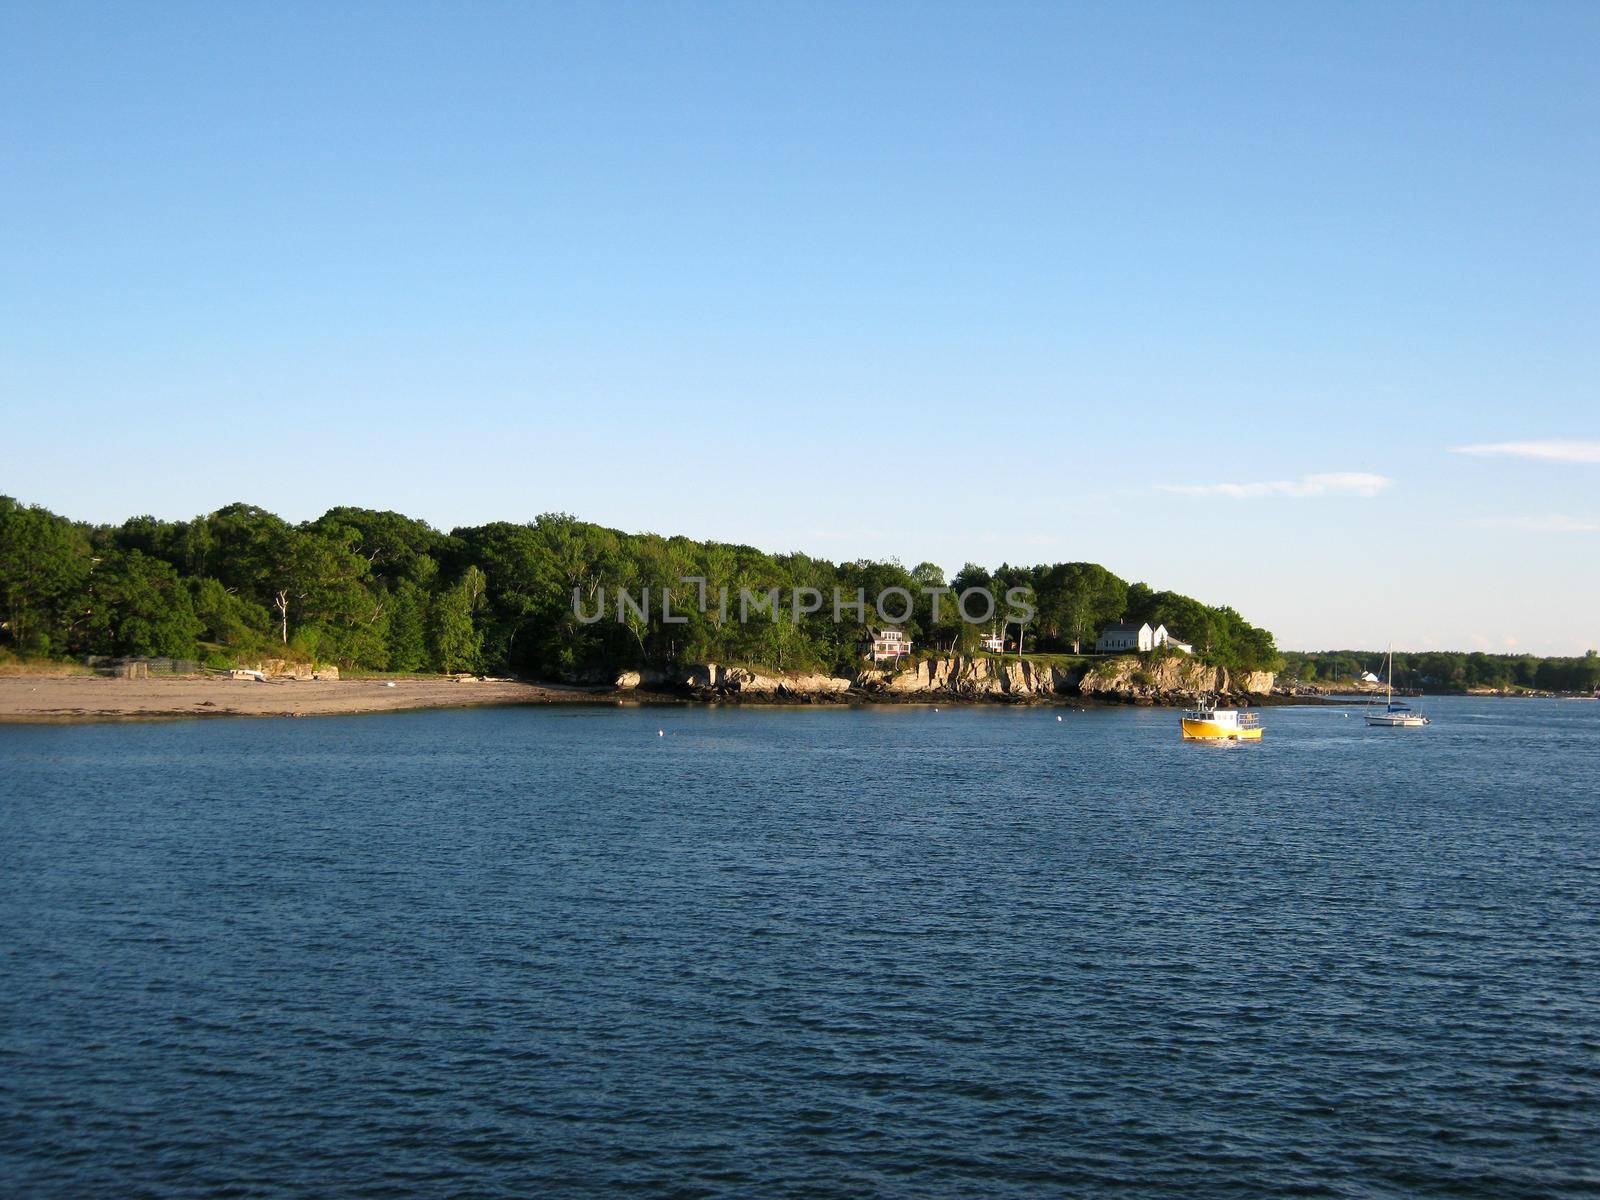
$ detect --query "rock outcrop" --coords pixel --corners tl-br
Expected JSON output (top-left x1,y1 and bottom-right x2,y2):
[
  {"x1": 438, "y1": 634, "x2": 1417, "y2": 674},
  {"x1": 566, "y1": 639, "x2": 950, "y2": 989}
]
[
  {"x1": 781, "y1": 671, "x2": 853, "y2": 695},
  {"x1": 613, "y1": 667, "x2": 669, "y2": 690},
  {"x1": 1240, "y1": 670, "x2": 1277, "y2": 695},
  {"x1": 678, "y1": 664, "x2": 852, "y2": 697},
  {"x1": 629, "y1": 654, "x2": 1268, "y2": 705},
  {"x1": 246, "y1": 659, "x2": 340, "y2": 681},
  {"x1": 857, "y1": 655, "x2": 1082, "y2": 699},
  {"x1": 1076, "y1": 654, "x2": 1224, "y2": 703}
]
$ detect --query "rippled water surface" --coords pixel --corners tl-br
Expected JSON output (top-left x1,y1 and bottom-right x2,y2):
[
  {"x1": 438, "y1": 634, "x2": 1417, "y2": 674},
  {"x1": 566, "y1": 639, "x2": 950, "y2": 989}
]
[{"x1": 3, "y1": 698, "x2": 1598, "y2": 1197}]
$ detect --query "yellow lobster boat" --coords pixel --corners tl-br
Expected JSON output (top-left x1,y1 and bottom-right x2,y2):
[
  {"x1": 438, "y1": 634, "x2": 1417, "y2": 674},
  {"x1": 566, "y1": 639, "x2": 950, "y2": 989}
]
[{"x1": 1180, "y1": 699, "x2": 1263, "y2": 741}]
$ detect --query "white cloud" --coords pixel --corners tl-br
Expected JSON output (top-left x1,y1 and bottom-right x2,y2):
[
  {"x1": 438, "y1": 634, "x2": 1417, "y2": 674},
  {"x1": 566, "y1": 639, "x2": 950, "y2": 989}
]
[
  {"x1": 1156, "y1": 472, "x2": 1391, "y2": 500},
  {"x1": 1473, "y1": 514, "x2": 1600, "y2": 534},
  {"x1": 1450, "y1": 440, "x2": 1600, "y2": 463}
]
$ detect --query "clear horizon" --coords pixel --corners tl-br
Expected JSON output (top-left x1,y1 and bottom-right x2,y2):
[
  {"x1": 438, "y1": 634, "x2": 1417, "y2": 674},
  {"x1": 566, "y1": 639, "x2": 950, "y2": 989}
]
[{"x1": 4, "y1": 3, "x2": 1597, "y2": 655}]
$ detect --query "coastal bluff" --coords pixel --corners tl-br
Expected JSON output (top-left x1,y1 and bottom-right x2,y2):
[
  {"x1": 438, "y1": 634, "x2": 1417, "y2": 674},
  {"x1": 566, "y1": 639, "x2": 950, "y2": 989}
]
[{"x1": 612, "y1": 654, "x2": 1275, "y2": 705}]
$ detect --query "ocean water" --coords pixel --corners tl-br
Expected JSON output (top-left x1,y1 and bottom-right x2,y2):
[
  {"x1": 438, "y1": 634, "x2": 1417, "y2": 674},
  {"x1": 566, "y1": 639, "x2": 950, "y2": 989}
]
[{"x1": 2, "y1": 698, "x2": 1597, "y2": 1198}]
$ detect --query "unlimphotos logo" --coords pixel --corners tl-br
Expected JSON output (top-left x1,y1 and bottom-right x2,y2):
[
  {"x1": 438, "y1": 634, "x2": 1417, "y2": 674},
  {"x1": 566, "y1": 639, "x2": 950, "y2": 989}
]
[{"x1": 573, "y1": 579, "x2": 1035, "y2": 626}]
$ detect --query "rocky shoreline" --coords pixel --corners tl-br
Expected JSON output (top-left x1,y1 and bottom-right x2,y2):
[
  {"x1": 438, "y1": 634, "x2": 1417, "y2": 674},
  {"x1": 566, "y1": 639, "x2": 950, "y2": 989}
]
[
  {"x1": 610, "y1": 653, "x2": 1279, "y2": 707},
  {"x1": 0, "y1": 656, "x2": 1323, "y2": 724}
]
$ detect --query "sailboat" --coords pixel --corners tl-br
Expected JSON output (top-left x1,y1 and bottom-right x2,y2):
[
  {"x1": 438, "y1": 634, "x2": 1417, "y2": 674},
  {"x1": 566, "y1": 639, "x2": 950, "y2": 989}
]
[{"x1": 1365, "y1": 647, "x2": 1430, "y2": 727}]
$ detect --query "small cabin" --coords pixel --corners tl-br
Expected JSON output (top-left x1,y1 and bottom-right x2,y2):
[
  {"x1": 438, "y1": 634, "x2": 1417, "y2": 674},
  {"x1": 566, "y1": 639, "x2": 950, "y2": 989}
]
[
  {"x1": 864, "y1": 627, "x2": 912, "y2": 663},
  {"x1": 979, "y1": 632, "x2": 1004, "y2": 653}
]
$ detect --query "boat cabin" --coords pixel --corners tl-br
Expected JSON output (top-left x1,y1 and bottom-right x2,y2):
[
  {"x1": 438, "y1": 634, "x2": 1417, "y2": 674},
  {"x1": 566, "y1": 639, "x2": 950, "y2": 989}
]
[
  {"x1": 1180, "y1": 699, "x2": 1264, "y2": 741},
  {"x1": 1180, "y1": 705, "x2": 1260, "y2": 731}
]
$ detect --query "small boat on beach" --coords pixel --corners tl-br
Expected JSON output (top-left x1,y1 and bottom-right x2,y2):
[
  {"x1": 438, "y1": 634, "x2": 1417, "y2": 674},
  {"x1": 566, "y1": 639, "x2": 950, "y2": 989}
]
[
  {"x1": 1180, "y1": 698, "x2": 1263, "y2": 741},
  {"x1": 1366, "y1": 646, "x2": 1430, "y2": 727}
]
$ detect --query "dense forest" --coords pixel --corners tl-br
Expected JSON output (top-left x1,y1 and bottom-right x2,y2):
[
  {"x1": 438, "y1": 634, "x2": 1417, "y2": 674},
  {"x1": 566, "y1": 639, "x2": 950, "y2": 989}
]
[
  {"x1": 1282, "y1": 649, "x2": 1600, "y2": 694},
  {"x1": 0, "y1": 496, "x2": 1283, "y2": 678}
]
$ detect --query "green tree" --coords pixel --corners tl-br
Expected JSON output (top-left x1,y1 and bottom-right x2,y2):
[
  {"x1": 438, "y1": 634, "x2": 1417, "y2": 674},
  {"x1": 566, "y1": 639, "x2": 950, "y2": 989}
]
[
  {"x1": 190, "y1": 577, "x2": 271, "y2": 651},
  {"x1": 1036, "y1": 562, "x2": 1128, "y2": 652},
  {"x1": 240, "y1": 525, "x2": 375, "y2": 650},
  {"x1": 430, "y1": 569, "x2": 484, "y2": 672},
  {"x1": 311, "y1": 507, "x2": 445, "y2": 586},
  {"x1": 387, "y1": 580, "x2": 429, "y2": 671},
  {"x1": 4, "y1": 494, "x2": 1307, "y2": 683},
  {"x1": 0, "y1": 498, "x2": 92, "y2": 655},
  {"x1": 79, "y1": 550, "x2": 203, "y2": 657}
]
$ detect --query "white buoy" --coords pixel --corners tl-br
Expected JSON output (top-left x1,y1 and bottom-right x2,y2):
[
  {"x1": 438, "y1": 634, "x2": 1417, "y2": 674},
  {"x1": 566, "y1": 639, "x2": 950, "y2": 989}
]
[
  {"x1": 658, "y1": 729, "x2": 664, "y2": 737},
  {"x1": 1057, "y1": 715, "x2": 1062, "y2": 721}
]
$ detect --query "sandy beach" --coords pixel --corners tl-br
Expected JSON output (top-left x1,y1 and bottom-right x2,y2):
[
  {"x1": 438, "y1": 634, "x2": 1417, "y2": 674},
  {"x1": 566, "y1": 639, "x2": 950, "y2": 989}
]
[{"x1": 0, "y1": 675, "x2": 606, "y2": 723}]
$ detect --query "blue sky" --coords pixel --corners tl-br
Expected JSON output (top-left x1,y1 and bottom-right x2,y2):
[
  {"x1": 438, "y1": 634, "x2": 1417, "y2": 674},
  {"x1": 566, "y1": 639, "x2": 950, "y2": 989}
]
[{"x1": 3, "y1": 2, "x2": 1597, "y2": 653}]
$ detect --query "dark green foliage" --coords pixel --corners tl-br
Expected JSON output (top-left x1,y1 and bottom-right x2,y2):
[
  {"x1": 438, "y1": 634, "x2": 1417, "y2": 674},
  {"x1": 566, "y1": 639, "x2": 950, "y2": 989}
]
[
  {"x1": 190, "y1": 577, "x2": 271, "y2": 651},
  {"x1": 386, "y1": 580, "x2": 429, "y2": 672},
  {"x1": 311, "y1": 508, "x2": 446, "y2": 588},
  {"x1": 429, "y1": 567, "x2": 484, "y2": 673},
  {"x1": 1033, "y1": 562, "x2": 1127, "y2": 653},
  {"x1": 1, "y1": 494, "x2": 1292, "y2": 677},
  {"x1": 7, "y1": 492, "x2": 1588, "y2": 688},
  {"x1": 80, "y1": 550, "x2": 203, "y2": 658},
  {"x1": 0, "y1": 497, "x2": 93, "y2": 655}
]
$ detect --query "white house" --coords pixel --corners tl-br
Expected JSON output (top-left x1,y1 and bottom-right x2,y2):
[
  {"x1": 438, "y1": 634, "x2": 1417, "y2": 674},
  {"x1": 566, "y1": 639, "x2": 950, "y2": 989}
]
[
  {"x1": 865, "y1": 627, "x2": 912, "y2": 663},
  {"x1": 1095, "y1": 622, "x2": 1156, "y2": 653},
  {"x1": 1359, "y1": 670, "x2": 1381, "y2": 684},
  {"x1": 1095, "y1": 621, "x2": 1194, "y2": 654},
  {"x1": 979, "y1": 632, "x2": 1005, "y2": 653}
]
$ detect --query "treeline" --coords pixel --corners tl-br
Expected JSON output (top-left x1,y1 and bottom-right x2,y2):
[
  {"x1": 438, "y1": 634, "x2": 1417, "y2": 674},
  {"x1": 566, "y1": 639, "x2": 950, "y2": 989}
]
[
  {"x1": 0, "y1": 497, "x2": 1280, "y2": 677},
  {"x1": 1281, "y1": 649, "x2": 1600, "y2": 694}
]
